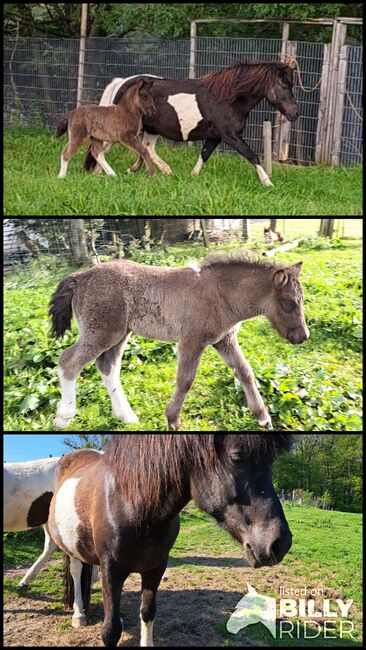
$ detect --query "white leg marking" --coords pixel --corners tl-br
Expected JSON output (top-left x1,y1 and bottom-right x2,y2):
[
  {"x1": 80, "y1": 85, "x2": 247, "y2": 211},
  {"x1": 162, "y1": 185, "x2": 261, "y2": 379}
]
[
  {"x1": 54, "y1": 369, "x2": 77, "y2": 429},
  {"x1": 141, "y1": 619, "x2": 154, "y2": 647},
  {"x1": 70, "y1": 557, "x2": 87, "y2": 628},
  {"x1": 96, "y1": 153, "x2": 117, "y2": 176},
  {"x1": 191, "y1": 153, "x2": 203, "y2": 176},
  {"x1": 167, "y1": 93, "x2": 203, "y2": 140},
  {"x1": 255, "y1": 164, "x2": 274, "y2": 187},
  {"x1": 91, "y1": 565, "x2": 100, "y2": 587},
  {"x1": 58, "y1": 155, "x2": 68, "y2": 178},
  {"x1": 100, "y1": 368, "x2": 139, "y2": 423},
  {"x1": 18, "y1": 524, "x2": 58, "y2": 587},
  {"x1": 144, "y1": 134, "x2": 172, "y2": 175}
]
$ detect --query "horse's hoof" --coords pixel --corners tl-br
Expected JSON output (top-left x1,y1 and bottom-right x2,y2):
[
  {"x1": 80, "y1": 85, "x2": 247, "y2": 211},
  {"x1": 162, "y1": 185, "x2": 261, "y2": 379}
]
[{"x1": 72, "y1": 616, "x2": 87, "y2": 628}]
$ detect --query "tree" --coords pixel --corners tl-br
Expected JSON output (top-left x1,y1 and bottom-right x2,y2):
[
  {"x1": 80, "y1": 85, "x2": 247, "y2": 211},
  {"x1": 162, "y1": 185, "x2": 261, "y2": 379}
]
[{"x1": 63, "y1": 434, "x2": 111, "y2": 450}]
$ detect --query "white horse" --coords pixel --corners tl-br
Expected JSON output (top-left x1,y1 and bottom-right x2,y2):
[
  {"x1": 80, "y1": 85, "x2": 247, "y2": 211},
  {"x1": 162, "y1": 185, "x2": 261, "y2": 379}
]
[
  {"x1": 4, "y1": 457, "x2": 60, "y2": 587},
  {"x1": 4, "y1": 454, "x2": 100, "y2": 591}
]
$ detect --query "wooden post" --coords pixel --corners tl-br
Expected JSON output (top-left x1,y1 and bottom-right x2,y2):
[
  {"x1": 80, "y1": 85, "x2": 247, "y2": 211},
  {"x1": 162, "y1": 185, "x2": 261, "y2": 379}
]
[
  {"x1": 315, "y1": 44, "x2": 330, "y2": 163},
  {"x1": 188, "y1": 21, "x2": 197, "y2": 148},
  {"x1": 242, "y1": 219, "x2": 250, "y2": 241},
  {"x1": 331, "y1": 45, "x2": 348, "y2": 166},
  {"x1": 76, "y1": 3, "x2": 88, "y2": 107},
  {"x1": 200, "y1": 219, "x2": 209, "y2": 247},
  {"x1": 273, "y1": 22, "x2": 289, "y2": 161},
  {"x1": 263, "y1": 121, "x2": 272, "y2": 176}
]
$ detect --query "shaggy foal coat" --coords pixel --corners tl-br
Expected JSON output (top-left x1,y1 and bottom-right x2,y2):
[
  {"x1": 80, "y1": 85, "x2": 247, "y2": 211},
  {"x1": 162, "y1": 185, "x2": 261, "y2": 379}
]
[
  {"x1": 49, "y1": 254, "x2": 309, "y2": 430},
  {"x1": 56, "y1": 78, "x2": 156, "y2": 178}
]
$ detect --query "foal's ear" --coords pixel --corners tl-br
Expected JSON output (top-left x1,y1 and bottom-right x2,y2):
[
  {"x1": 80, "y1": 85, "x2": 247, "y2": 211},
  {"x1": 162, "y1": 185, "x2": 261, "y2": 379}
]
[
  {"x1": 289, "y1": 261, "x2": 303, "y2": 277},
  {"x1": 273, "y1": 269, "x2": 289, "y2": 289}
]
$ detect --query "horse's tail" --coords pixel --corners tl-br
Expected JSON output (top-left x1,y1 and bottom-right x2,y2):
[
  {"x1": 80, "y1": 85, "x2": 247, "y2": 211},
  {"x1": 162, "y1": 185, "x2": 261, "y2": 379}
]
[
  {"x1": 56, "y1": 116, "x2": 68, "y2": 138},
  {"x1": 49, "y1": 276, "x2": 77, "y2": 338},
  {"x1": 63, "y1": 555, "x2": 93, "y2": 612},
  {"x1": 84, "y1": 144, "x2": 97, "y2": 171}
]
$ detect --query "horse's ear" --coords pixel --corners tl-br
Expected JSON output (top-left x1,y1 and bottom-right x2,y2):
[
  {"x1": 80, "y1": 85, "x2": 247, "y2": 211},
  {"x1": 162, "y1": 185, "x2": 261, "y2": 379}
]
[
  {"x1": 289, "y1": 262, "x2": 303, "y2": 277},
  {"x1": 273, "y1": 269, "x2": 289, "y2": 289},
  {"x1": 137, "y1": 79, "x2": 144, "y2": 89}
]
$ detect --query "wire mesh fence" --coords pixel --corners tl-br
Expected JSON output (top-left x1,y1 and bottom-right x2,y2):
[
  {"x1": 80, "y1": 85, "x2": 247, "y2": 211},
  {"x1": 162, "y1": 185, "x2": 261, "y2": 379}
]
[
  {"x1": 4, "y1": 36, "x2": 362, "y2": 166},
  {"x1": 4, "y1": 218, "x2": 362, "y2": 273}
]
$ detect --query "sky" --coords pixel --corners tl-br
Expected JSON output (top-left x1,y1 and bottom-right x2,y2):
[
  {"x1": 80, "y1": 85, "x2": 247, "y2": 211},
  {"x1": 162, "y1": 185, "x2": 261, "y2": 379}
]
[{"x1": 3, "y1": 434, "x2": 71, "y2": 462}]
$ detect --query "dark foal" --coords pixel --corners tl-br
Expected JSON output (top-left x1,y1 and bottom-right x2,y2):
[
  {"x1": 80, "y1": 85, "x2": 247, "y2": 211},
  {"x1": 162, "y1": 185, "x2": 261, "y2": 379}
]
[
  {"x1": 56, "y1": 78, "x2": 156, "y2": 178},
  {"x1": 48, "y1": 434, "x2": 294, "y2": 646},
  {"x1": 49, "y1": 253, "x2": 309, "y2": 430}
]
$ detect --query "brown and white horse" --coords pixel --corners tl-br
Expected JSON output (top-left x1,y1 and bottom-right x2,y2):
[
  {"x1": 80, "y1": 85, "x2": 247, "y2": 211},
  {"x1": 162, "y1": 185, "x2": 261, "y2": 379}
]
[{"x1": 48, "y1": 434, "x2": 294, "y2": 647}]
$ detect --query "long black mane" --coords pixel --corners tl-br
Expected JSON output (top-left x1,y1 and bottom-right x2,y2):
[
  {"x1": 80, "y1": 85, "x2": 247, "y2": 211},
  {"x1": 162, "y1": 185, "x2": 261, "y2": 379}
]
[{"x1": 104, "y1": 434, "x2": 293, "y2": 521}]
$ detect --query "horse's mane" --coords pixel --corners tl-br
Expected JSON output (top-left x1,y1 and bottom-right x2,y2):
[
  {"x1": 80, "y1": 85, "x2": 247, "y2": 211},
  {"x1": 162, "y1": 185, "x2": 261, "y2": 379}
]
[
  {"x1": 104, "y1": 435, "x2": 293, "y2": 523},
  {"x1": 200, "y1": 61, "x2": 293, "y2": 103},
  {"x1": 199, "y1": 251, "x2": 282, "y2": 271}
]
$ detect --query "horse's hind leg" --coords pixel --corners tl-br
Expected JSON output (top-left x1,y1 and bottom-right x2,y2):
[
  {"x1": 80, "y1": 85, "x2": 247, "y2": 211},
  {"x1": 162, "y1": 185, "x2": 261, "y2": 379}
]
[
  {"x1": 128, "y1": 134, "x2": 172, "y2": 176},
  {"x1": 91, "y1": 139, "x2": 117, "y2": 176},
  {"x1": 55, "y1": 335, "x2": 119, "y2": 429},
  {"x1": 69, "y1": 557, "x2": 88, "y2": 628},
  {"x1": 95, "y1": 334, "x2": 138, "y2": 424},
  {"x1": 59, "y1": 138, "x2": 83, "y2": 178},
  {"x1": 18, "y1": 524, "x2": 58, "y2": 588}
]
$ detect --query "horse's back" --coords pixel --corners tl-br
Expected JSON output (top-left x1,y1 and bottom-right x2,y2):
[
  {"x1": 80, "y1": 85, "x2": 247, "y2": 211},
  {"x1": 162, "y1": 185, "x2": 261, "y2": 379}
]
[{"x1": 55, "y1": 449, "x2": 103, "y2": 486}]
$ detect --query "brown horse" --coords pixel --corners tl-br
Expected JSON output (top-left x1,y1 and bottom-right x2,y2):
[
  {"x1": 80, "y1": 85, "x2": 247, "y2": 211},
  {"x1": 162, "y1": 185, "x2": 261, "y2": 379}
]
[
  {"x1": 48, "y1": 434, "x2": 294, "y2": 646},
  {"x1": 49, "y1": 253, "x2": 309, "y2": 431},
  {"x1": 56, "y1": 78, "x2": 156, "y2": 178}
]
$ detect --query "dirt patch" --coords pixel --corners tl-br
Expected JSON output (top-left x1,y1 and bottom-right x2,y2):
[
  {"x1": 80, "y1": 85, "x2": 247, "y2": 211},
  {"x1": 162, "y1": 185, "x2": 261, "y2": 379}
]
[{"x1": 4, "y1": 555, "x2": 272, "y2": 647}]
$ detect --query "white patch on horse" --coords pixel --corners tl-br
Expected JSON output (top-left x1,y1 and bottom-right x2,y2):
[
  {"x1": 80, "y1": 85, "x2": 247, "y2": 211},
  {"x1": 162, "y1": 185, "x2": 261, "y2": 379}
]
[
  {"x1": 105, "y1": 473, "x2": 119, "y2": 533},
  {"x1": 54, "y1": 477, "x2": 87, "y2": 562},
  {"x1": 255, "y1": 164, "x2": 274, "y2": 187},
  {"x1": 192, "y1": 153, "x2": 203, "y2": 176},
  {"x1": 167, "y1": 93, "x2": 202, "y2": 141},
  {"x1": 54, "y1": 369, "x2": 76, "y2": 429},
  {"x1": 187, "y1": 262, "x2": 201, "y2": 274},
  {"x1": 141, "y1": 618, "x2": 154, "y2": 647}
]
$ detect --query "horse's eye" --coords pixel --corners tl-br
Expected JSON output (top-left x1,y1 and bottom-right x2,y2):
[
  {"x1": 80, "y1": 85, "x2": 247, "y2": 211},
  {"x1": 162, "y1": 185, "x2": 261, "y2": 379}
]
[
  {"x1": 231, "y1": 453, "x2": 242, "y2": 464},
  {"x1": 280, "y1": 299, "x2": 297, "y2": 313}
]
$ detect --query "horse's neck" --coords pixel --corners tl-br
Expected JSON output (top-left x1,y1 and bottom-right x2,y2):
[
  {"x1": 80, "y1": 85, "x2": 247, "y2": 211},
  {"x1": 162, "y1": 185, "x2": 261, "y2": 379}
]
[{"x1": 233, "y1": 93, "x2": 263, "y2": 117}]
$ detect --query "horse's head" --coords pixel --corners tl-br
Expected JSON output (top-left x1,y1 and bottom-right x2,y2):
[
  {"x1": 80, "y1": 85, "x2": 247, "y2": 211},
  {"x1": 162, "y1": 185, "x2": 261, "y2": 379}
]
[
  {"x1": 137, "y1": 78, "x2": 156, "y2": 118},
  {"x1": 266, "y1": 64, "x2": 299, "y2": 121},
  {"x1": 191, "y1": 434, "x2": 293, "y2": 568}
]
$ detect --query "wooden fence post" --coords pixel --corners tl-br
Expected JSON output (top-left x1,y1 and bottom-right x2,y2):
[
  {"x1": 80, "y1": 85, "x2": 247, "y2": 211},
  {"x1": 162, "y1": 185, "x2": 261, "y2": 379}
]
[{"x1": 263, "y1": 121, "x2": 272, "y2": 176}]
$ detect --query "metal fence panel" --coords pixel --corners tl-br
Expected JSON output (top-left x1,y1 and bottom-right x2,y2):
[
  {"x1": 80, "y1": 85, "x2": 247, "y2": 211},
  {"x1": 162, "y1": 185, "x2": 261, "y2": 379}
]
[{"x1": 3, "y1": 36, "x2": 362, "y2": 166}]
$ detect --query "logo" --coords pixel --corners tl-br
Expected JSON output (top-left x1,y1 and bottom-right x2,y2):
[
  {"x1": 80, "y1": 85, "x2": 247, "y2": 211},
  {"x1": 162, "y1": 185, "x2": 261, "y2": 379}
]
[{"x1": 227, "y1": 584, "x2": 355, "y2": 640}]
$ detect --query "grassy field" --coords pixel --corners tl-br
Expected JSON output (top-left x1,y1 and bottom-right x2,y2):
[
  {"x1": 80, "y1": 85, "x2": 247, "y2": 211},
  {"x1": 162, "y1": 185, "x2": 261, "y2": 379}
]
[
  {"x1": 4, "y1": 504, "x2": 363, "y2": 646},
  {"x1": 4, "y1": 127, "x2": 362, "y2": 216},
  {"x1": 3, "y1": 232, "x2": 362, "y2": 431}
]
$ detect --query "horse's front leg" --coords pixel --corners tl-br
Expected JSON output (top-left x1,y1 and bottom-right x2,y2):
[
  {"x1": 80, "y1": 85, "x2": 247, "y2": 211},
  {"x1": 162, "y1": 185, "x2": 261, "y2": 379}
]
[
  {"x1": 140, "y1": 560, "x2": 169, "y2": 647},
  {"x1": 165, "y1": 340, "x2": 206, "y2": 430},
  {"x1": 100, "y1": 559, "x2": 128, "y2": 647},
  {"x1": 220, "y1": 131, "x2": 274, "y2": 187},
  {"x1": 213, "y1": 330, "x2": 273, "y2": 429}
]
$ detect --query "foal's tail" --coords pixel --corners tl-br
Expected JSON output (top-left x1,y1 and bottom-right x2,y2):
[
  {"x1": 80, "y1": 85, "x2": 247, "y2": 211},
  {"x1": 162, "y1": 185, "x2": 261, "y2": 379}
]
[
  {"x1": 84, "y1": 144, "x2": 98, "y2": 171},
  {"x1": 56, "y1": 116, "x2": 68, "y2": 138},
  {"x1": 63, "y1": 555, "x2": 93, "y2": 612},
  {"x1": 49, "y1": 276, "x2": 77, "y2": 338}
]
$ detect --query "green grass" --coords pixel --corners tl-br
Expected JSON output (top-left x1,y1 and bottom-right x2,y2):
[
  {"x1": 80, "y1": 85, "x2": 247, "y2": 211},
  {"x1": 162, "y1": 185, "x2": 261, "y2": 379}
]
[
  {"x1": 3, "y1": 234, "x2": 362, "y2": 431},
  {"x1": 4, "y1": 504, "x2": 363, "y2": 645},
  {"x1": 4, "y1": 127, "x2": 362, "y2": 216}
]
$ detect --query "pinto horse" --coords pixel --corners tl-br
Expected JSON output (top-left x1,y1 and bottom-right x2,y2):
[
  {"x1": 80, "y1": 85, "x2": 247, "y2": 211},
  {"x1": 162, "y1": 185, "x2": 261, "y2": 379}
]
[
  {"x1": 84, "y1": 61, "x2": 299, "y2": 187},
  {"x1": 4, "y1": 457, "x2": 60, "y2": 587},
  {"x1": 48, "y1": 434, "x2": 294, "y2": 647}
]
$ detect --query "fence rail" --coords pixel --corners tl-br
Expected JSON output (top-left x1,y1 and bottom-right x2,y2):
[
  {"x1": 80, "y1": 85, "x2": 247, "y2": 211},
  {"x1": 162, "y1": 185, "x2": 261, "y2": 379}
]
[{"x1": 4, "y1": 36, "x2": 362, "y2": 166}]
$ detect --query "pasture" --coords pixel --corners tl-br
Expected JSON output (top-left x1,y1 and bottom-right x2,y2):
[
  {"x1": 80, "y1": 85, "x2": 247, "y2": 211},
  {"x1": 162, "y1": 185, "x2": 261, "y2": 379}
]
[
  {"x1": 3, "y1": 233, "x2": 362, "y2": 431},
  {"x1": 4, "y1": 128, "x2": 362, "y2": 216},
  {"x1": 3, "y1": 503, "x2": 363, "y2": 646}
]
